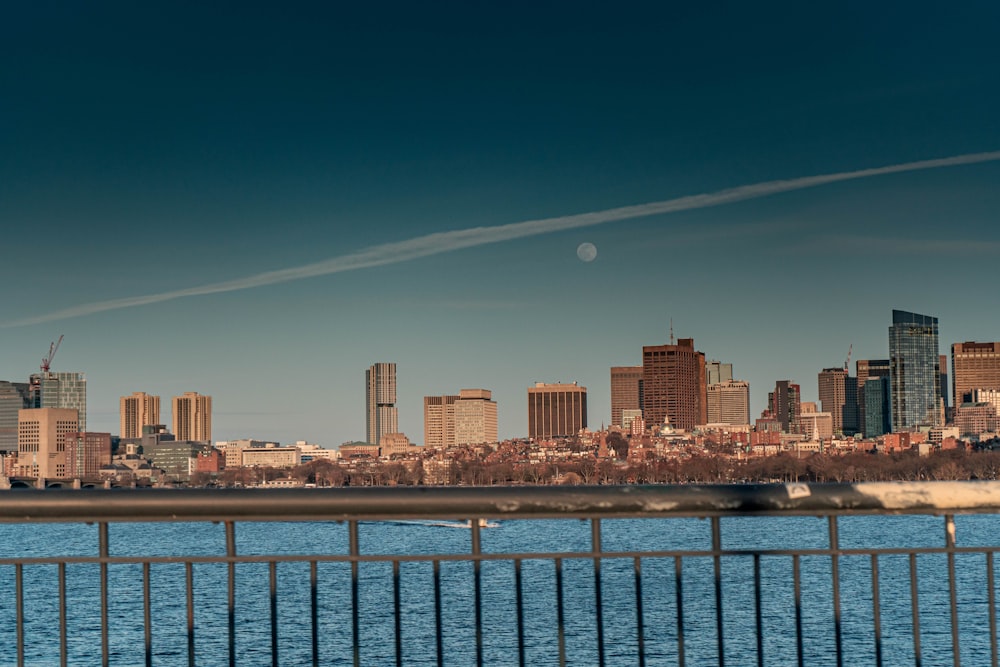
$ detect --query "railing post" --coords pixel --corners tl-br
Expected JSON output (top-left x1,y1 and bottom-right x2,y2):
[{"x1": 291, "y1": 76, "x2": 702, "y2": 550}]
[
  {"x1": 99, "y1": 522, "x2": 109, "y2": 667},
  {"x1": 712, "y1": 516, "x2": 725, "y2": 666},
  {"x1": 945, "y1": 514, "x2": 960, "y2": 667},
  {"x1": 592, "y1": 518, "x2": 605, "y2": 667},
  {"x1": 829, "y1": 516, "x2": 843, "y2": 667},
  {"x1": 226, "y1": 521, "x2": 237, "y2": 667}
]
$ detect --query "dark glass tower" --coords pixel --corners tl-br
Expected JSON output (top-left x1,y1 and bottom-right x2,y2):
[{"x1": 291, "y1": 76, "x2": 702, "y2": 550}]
[{"x1": 888, "y1": 310, "x2": 941, "y2": 431}]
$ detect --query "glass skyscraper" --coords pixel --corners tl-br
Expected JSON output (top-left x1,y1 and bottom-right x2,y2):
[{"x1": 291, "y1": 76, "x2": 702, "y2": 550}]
[
  {"x1": 889, "y1": 310, "x2": 941, "y2": 431},
  {"x1": 29, "y1": 372, "x2": 87, "y2": 432}
]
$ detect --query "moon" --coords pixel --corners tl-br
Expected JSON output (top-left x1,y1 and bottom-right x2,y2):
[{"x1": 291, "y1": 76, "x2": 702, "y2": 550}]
[{"x1": 576, "y1": 242, "x2": 597, "y2": 262}]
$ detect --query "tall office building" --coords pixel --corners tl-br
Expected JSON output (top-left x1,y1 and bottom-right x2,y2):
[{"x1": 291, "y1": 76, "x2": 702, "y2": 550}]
[
  {"x1": 0, "y1": 381, "x2": 30, "y2": 453},
  {"x1": 706, "y1": 380, "x2": 750, "y2": 426},
  {"x1": 940, "y1": 354, "x2": 950, "y2": 409},
  {"x1": 29, "y1": 372, "x2": 87, "y2": 432},
  {"x1": 856, "y1": 359, "x2": 890, "y2": 434},
  {"x1": 889, "y1": 310, "x2": 942, "y2": 430},
  {"x1": 642, "y1": 338, "x2": 706, "y2": 431},
  {"x1": 952, "y1": 342, "x2": 1000, "y2": 405},
  {"x1": 120, "y1": 392, "x2": 161, "y2": 439},
  {"x1": 172, "y1": 392, "x2": 212, "y2": 442},
  {"x1": 610, "y1": 366, "x2": 643, "y2": 428},
  {"x1": 366, "y1": 362, "x2": 398, "y2": 445},
  {"x1": 705, "y1": 361, "x2": 733, "y2": 385},
  {"x1": 424, "y1": 395, "x2": 457, "y2": 447},
  {"x1": 818, "y1": 368, "x2": 859, "y2": 435},
  {"x1": 527, "y1": 382, "x2": 587, "y2": 440},
  {"x1": 454, "y1": 389, "x2": 498, "y2": 445},
  {"x1": 16, "y1": 407, "x2": 78, "y2": 478},
  {"x1": 768, "y1": 380, "x2": 801, "y2": 433},
  {"x1": 864, "y1": 376, "x2": 891, "y2": 437},
  {"x1": 424, "y1": 389, "x2": 498, "y2": 446}
]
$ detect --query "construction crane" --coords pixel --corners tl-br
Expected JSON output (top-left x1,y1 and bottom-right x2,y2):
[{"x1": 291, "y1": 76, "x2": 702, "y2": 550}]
[
  {"x1": 41, "y1": 335, "x2": 64, "y2": 375},
  {"x1": 844, "y1": 343, "x2": 853, "y2": 372}
]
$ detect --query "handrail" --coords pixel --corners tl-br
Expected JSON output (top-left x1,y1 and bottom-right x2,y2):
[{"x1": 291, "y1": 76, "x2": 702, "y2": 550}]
[{"x1": 3, "y1": 481, "x2": 1000, "y2": 523}]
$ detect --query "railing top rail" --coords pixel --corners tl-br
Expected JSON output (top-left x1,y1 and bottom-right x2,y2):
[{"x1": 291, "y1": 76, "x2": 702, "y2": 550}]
[{"x1": 2, "y1": 481, "x2": 1000, "y2": 523}]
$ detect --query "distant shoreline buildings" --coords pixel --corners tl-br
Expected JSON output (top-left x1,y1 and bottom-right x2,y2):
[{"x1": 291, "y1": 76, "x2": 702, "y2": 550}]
[{"x1": 7, "y1": 308, "x2": 1000, "y2": 487}]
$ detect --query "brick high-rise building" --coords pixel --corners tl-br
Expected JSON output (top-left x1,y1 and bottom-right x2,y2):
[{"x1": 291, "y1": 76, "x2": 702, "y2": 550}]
[
  {"x1": 641, "y1": 338, "x2": 706, "y2": 431},
  {"x1": 120, "y1": 392, "x2": 161, "y2": 439},
  {"x1": 366, "y1": 362, "x2": 397, "y2": 445},
  {"x1": 610, "y1": 366, "x2": 643, "y2": 428},
  {"x1": 952, "y1": 342, "x2": 1000, "y2": 406},
  {"x1": 172, "y1": 392, "x2": 212, "y2": 442},
  {"x1": 527, "y1": 382, "x2": 587, "y2": 440},
  {"x1": 65, "y1": 432, "x2": 112, "y2": 479}
]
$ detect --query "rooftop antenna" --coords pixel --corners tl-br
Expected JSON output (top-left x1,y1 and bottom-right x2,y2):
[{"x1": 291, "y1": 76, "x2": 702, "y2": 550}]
[{"x1": 669, "y1": 318, "x2": 675, "y2": 345}]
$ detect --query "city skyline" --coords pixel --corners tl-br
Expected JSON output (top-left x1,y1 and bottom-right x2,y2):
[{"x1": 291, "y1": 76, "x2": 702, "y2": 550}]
[{"x1": 1, "y1": 3, "x2": 998, "y2": 445}]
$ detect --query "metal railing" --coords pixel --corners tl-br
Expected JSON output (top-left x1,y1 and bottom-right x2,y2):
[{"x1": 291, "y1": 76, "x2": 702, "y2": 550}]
[{"x1": 3, "y1": 481, "x2": 1000, "y2": 666}]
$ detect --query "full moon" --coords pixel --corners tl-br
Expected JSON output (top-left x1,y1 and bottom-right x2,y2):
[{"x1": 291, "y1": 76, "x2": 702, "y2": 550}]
[{"x1": 576, "y1": 242, "x2": 597, "y2": 262}]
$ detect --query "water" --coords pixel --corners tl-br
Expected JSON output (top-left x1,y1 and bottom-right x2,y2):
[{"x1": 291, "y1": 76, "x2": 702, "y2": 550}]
[{"x1": 0, "y1": 514, "x2": 996, "y2": 665}]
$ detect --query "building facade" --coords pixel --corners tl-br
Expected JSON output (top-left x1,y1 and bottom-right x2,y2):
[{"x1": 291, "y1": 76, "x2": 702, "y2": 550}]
[
  {"x1": 817, "y1": 368, "x2": 859, "y2": 435},
  {"x1": 120, "y1": 392, "x2": 161, "y2": 439},
  {"x1": 29, "y1": 372, "x2": 87, "y2": 432},
  {"x1": 768, "y1": 380, "x2": 801, "y2": 434},
  {"x1": 609, "y1": 366, "x2": 643, "y2": 428},
  {"x1": 952, "y1": 342, "x2": 1000, "y2": 406},
  {"x1": 16, "y1": 407, "x2": 79, "y2": 479},
  {"x1": 65, "y1": 432, "x2": 112, "y2": 479},
  {"x1": 864, "y1": 375, "x2": 891, "y2": 438},
  {"x1": 705, "y1": 361, "x2": 733, "y2": 386},
  {"x1": 424, "y1": 389, "x2": 498, "y2": 447},
  {"x1": 172, "y1": 392, "x2": 212, "y2": 442},
  {"x1": 0, "y1": 381, "x2": 30, "y2": 453},
  {"x1": 366, "y1": 362, "x2": 398, "y2": 446},
  {"x1": 527, "y1": 382, "x2": 587, "y2": 440},
  {"x1": 705, "y1": 380, "x2": 750, "y2": 426},
  {"x1": 641, "y1": 338, "x2": 706, "y2": 431},
  {"x1": 889, "y1": 310, "x2": 942, "y2": 430},
  {"x1": 453, "y1": 389, "x2": 498, "y2": 445}
]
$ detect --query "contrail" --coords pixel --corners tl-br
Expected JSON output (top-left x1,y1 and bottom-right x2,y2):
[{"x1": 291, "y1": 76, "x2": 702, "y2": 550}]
[{"x1": 5, "y1": 150, "x2": 999, "y2": 328}]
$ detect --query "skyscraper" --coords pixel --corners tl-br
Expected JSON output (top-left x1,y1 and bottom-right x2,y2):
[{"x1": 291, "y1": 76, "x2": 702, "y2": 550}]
[
  {"x1": 610, "y1": 366, "x2": 643, "y2": 427},
  {"x1": 29, "y1": 372, "x2": 87, "y2": 432},
  {"x1": 706, "y1": 380, "x2": 750, "y2": 426},
  {"x1": 0, "y1": 381, "x2": 30, "y2": 453},
  {"x1": 864, "y1": 375, "x2": 891, "y2": 438},
  {"x1": 768, "y1": 380, "x2": 801, "y2": 433},
  {"x1": 366, "y1": 362, "x2": 398, "y2": 445},
  {"x1": 642, "y1": 338, "x2": 706, "y2": 431},
  {"x1": 172, "y1": 392, "x2": 212, "y2": 442},
  {"x1": 120, "y1": 392, "x2": 161, "y2": 439},
  {"x1": 951, "y1": 342, "x2": 1000, "y2": 405},
  {"x1": 889, "y1": 309, "x2": 942, "y2": 430},
  {"x1": 527, "y1": 382, "x2": 587, "y2": 440},
  {"x1": 818, "y1": 367, "x2": 858, "y2": 435},
  {"x1": 424, "y1": 389, "x2": 498, "y2": 446},
  {"x1": 705, "y1": 361, "x2": 733, "y2": 385}
]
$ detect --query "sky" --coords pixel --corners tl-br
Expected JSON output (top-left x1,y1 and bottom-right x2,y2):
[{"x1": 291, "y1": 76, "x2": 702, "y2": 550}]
[{"x1": 2, "y1": 2, "x2": 999, "y2": 446}]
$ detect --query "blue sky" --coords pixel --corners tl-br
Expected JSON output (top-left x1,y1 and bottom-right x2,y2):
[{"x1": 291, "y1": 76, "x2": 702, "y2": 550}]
[{"x1": 2, "y1": 2, "x2": 998, "y2": 444}]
